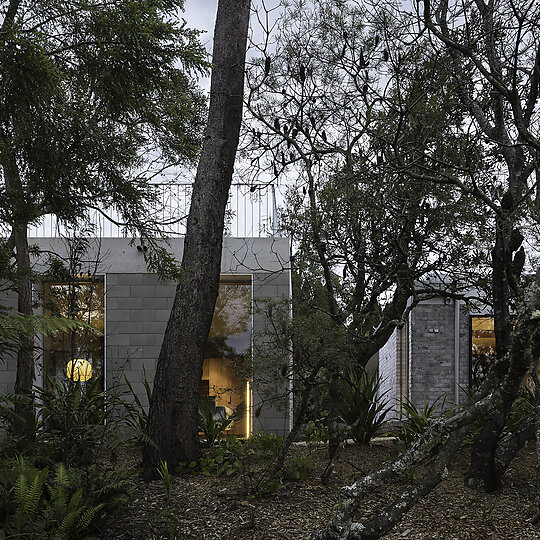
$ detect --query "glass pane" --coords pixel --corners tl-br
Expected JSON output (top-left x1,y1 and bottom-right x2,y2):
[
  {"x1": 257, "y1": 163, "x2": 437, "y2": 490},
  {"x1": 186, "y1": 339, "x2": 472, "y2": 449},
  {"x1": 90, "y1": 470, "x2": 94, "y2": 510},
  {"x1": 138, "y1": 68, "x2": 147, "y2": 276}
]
[
  {"x1": 43, "y1": 280, "x2": 104, "y2": 391},
  {"x1": 470, "y1": 316, "x2": 496, "y2": 389},
  {"x1": 201, "y1": 279, "x2": 251, "y2": 437}
]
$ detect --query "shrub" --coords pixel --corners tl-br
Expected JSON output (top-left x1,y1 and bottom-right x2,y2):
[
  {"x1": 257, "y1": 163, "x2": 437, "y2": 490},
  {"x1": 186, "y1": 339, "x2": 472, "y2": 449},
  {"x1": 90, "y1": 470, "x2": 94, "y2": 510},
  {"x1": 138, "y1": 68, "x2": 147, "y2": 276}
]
[
  {"x1": 246, "y1": 431, "x2": 284, "y2": 454},
  {"x1": 0, "y1": 457, "x2": 131, "y2": 539},
  {"x1": 339, "y1": 369, "x2": 391, "y2": 444},
  {"x1": 123, "y1": 368, "x2": 153, "y2": 432},
  {"x1": 199, "y1": 437, "x2": 243, "y2": 476},
  {"x1": 396, "y1": 395, "x2": 450, "y2": 447},
  {"x1": 198, "y1": 399, "x2": 242, "y2": 447},
  {"x1": 302, "y1": 418, "x2": 329, "y2": 443},
  {"x1": 33, "y1": 378, "x2": 126, "y2": 467},
  {"x1": 284, "y1": 455, "x2": 312, "y2": 481}
]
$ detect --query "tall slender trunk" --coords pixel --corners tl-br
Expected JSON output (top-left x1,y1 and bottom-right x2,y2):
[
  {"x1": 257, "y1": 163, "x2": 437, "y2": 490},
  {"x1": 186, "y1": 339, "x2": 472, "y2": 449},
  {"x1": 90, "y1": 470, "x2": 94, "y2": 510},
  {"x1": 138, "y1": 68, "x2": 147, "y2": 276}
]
[
  {"x1": 142, "y1": 0, "x2": 251, "y2": 479},
  {"x1": 12, "y1": 225, "x2": 34, "y2": 441},
  {"x1": 2, "y1": 157, "x2": 35, "y2": 442}
]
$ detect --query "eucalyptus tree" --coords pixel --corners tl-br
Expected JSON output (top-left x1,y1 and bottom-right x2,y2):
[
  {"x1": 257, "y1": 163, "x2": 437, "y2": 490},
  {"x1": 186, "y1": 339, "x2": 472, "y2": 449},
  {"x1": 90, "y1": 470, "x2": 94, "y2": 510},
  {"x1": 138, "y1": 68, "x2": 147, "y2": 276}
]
[
  {"x1": 142, "y1": 0, "x2": 252, "y2": 478},
  {"x1": 244, "y1": 0, "x2": 492, "y2": 467},
  {"x1": 0, "y1": 0, "x2": 207, "y2": 441}
]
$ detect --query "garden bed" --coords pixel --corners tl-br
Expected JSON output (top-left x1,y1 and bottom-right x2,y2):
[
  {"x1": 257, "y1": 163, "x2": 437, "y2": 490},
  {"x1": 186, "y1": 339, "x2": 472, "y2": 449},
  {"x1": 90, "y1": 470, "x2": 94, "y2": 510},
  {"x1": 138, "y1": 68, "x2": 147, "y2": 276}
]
[{"x1": 102, "y1": 439, "x2": 540, "y2": 539}]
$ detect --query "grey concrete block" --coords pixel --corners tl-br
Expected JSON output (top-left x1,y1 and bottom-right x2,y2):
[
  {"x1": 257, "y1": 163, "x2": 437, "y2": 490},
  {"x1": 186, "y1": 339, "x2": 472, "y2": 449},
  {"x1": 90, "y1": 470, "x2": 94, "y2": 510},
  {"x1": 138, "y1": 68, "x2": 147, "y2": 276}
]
[
  {"x1": 129, "y1": 333, "x2": 159, "y2": 346},
  {"x1": 139, "y1": 297, "x2": 171, "y2": 311},
  {"x1": 108, "y1": 321, "x2": 144, "y2": 334},
  {"x1": 108, "y1": 285, "x2": 131, "y2": 298},
  {"x1": 132, "y1": 285, "x2": 156, "y2": 298},
  {"x1": 155, "y1": 286, "x2": 176, "y2": 298},
  {"x1": 106, "y1": 309, "x2": 130, "y2": 322},
  {"x1": 107, "y1": 296, "x2": 144, "y2": 310},
  {"x1": 106, "y1": 333, "x2": 131, "y2": 346},
  {"x1": 154, "y1": 310, "x2": 172, "y2": 322},
  {"x1": 129, "y1": 309, "x2": 155, "y2": 322}
]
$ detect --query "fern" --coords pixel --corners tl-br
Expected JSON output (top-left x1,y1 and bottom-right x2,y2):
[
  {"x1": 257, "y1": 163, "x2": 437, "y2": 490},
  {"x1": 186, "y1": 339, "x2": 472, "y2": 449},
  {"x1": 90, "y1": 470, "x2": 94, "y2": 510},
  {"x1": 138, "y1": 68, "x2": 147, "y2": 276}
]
[{"x1": 0, "y1": 309, "x2": 100, "y2": 354}]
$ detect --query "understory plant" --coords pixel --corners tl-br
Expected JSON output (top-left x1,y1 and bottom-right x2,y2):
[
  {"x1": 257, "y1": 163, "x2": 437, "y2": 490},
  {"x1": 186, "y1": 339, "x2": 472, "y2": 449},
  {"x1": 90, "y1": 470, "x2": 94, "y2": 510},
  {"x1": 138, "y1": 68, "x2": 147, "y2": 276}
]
[
  {"x1": 198, "y1": 398, "x2": 242, "y2": 447},
  {"x1": 33, "y1": 378, "x2": 126, "y2": 467},
  {"x1": 123, "y1": 368, "x2": 155, "y2": 447},
  {"x1": 0, "y1": 457, "x2": 132, "y2": 539},
  {"x1": 303, "y1": 418, "x2": 329, "y2": 444},
  {"x1": 339, "y1": 369, "x2": 391, "y2": 444},
  {"x1": 396, "y1": 395, "x2": 450, "y2": 447}
]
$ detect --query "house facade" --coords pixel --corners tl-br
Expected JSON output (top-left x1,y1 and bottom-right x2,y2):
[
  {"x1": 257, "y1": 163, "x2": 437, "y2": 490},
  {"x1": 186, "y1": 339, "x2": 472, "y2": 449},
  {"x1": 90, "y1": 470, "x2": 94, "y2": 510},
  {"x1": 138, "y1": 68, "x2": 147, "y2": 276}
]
[
  {"x1": 379, "y1": 297, "x2": 496, "y2": 419},
  {"x1": 0, "y1": 236, "x2": 292, "y2": 436}
]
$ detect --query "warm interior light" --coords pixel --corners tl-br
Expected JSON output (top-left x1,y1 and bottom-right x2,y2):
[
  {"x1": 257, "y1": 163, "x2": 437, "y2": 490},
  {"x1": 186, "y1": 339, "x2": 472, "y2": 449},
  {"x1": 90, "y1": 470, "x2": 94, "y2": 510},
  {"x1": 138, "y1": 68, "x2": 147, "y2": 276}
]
[
  {"x1": 66, "y1": 358, "x2": 92, "y2": 382},
  {"x1": 245, "y1": 380, "x2": 251, "y2": 438}
]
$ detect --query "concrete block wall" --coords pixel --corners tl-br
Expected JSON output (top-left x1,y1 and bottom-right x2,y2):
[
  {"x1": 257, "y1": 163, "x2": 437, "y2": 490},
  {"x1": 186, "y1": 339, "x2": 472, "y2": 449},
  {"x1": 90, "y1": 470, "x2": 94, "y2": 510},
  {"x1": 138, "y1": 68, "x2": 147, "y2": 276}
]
[
  {"x1": 0, "y1": 237, "x2": 292, "y2": 437},
  {"x1": 105, "y1": 273, "x2": 175, "y2": 411},
  {"x1": 252, "y1": 271, "x2": 291, "y2": 436},
  {"x1": 409, "y1": 300, "x2": 470, "y2": 410},
  {"x1": 105, "y1": 269, "x2": 292, "y2": 435},
  {"x1": 378, "y1": 328, "x2": 399, "y2": 420}
]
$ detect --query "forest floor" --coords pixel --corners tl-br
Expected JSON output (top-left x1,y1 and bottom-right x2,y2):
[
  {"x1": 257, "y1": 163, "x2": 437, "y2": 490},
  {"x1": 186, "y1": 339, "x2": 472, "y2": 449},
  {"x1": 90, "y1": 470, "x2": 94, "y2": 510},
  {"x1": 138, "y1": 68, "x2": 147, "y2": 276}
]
[{"x1": 102, "y1": 439, "x2": 539, "y2": 539}]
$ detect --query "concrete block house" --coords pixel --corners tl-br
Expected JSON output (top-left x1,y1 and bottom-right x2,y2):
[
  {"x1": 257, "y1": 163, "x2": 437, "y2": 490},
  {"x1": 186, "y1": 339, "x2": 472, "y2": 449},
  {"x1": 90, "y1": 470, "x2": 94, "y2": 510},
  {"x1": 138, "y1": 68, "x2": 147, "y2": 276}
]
[
  {"x1": 379, "y1": 297, "x2": 495, "y2": 419},
  {"x1": 0, "y1": 186, "x2": 293, "y2": 437}
]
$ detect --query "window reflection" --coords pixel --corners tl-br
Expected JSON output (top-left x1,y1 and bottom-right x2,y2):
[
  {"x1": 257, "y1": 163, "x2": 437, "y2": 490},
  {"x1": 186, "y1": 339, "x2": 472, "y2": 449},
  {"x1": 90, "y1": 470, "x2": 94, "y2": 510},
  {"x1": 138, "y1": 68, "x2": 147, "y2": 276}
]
[
  {"x1": 201, "y1": 278, "x2": 252, "y2": 437},
  {"x1": 43, "y1": 280, "x2": 104, "y2": 390}
]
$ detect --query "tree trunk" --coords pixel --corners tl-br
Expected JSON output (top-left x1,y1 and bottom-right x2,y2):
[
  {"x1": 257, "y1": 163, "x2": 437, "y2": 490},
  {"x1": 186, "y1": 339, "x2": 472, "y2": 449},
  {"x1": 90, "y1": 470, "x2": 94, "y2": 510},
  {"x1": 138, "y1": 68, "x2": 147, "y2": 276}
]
[
  {"x1": 466, "y1": 214, "x2": 514, "y2": 490},
  {"x1": 12, "y1": 224, "x2": 34, "y2": 442},
  {"x1": 142, "y1": 0, "x2": 251, "y2": 479},
  {"x1": 1, "y1": 155, "x2": 35, "y2": 443}
]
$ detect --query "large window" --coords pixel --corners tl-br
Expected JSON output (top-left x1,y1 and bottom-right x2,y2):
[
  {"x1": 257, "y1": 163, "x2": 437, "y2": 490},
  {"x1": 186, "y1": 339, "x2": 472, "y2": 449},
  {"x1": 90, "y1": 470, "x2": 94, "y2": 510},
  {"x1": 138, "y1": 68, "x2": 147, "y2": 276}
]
[
  {"x1": 470, "y1": 316, "x2": 496, "y2": 389},
  {"x1": 201, "y1": 277, "x2": 252, "y2": 437},
  {"x1": 43, "y1": 279, "x2": 105, "y2": 390}
]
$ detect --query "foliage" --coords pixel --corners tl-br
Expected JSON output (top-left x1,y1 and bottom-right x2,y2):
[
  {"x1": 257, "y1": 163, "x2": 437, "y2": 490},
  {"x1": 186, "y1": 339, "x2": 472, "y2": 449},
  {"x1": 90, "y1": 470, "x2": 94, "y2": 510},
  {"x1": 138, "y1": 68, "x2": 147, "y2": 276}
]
[
  {"x1": 246, "y1": 431, "x2": 284, "y2": 454},
  {"x1": 283, "y1": 455, "x2": 312, "y2": 482},
  {"x1": 0, "y1": 0, "x2": 209, "y2": 286},
  {"x1": 123, "y1": 368, "x2": 155, "y2": 447},
  {"x1": 502, "y1": 390, "x2": 536, "y2": 438},
  {"x1": 0, "y1": 457, "x2": 131, "y2": 539},
  {"x1": 396, "y1": 395, "x2": 450, "y2": 448},
  {"x1": 198, "y1": 398, "x2": 242, "y2": 447},
  {"x1": 0, "y1": 308, "x2": 97, "y2": 356},
  {"x1": 0, "y1": 391, "x2": 28, "y2": 434},
  {"x1": 303, "y1": 418, "x2": 329, "y2": 443},
  {"x1": 157, "y1": 461, "x2": 172, "y2": 504},
  {"x1": 199, "y1": 437, "x2": 244, "y2": 477},
  {"x1": 339, "y1": 369, "x2": 391, "y2": 444},
  {"x1": 32, "y1": 378, "x2": 126, "y2": 467}
]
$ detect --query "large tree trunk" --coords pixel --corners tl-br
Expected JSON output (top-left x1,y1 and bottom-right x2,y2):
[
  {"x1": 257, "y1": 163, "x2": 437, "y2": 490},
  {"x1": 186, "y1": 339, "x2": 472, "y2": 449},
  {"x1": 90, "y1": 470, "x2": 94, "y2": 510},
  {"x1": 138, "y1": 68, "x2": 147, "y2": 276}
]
[
  {"x1": 466, "y1": 216, "x2": 514, "y2": 490},
  {"x1": 142, "y1": 0, "x2": 251, "y2": 479}
]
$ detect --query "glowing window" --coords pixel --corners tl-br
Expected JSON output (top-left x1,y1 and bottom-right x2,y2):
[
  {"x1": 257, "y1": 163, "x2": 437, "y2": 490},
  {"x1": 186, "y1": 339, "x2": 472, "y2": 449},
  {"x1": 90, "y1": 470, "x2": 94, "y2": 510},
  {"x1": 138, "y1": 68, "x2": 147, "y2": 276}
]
[
  {"x1": 200, "y1": 277, "x2": 252, "y2": 437},
  {"x1": 470, "y1": 316, "x2": 496, "y2": 389},
  {"x1": 43, "y1": 280, "x2": 104, "y2": 390}
]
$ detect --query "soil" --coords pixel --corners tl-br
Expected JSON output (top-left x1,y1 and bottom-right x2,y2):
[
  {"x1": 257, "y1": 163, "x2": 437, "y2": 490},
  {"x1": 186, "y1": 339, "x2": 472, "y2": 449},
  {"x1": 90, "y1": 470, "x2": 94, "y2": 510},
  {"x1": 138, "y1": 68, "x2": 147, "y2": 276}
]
[{"x1": 102, "y1": 440, "x2": 540, "y2": 539}]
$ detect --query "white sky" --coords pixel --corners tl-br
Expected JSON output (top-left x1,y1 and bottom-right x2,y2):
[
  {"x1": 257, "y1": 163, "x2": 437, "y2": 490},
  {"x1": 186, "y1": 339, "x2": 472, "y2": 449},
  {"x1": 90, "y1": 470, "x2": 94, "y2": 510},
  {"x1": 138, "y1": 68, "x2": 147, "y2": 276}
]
[{"x1": 183, "y1": 0, "x2": 218, "y2": 50}]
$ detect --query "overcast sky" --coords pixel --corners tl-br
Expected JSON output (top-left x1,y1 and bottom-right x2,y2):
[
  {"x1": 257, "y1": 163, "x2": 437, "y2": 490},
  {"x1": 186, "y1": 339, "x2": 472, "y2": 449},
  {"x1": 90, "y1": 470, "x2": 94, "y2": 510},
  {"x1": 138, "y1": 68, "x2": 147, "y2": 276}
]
[{"x1": 183, "y1": 0, "x2": 218, "y2": 53}]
